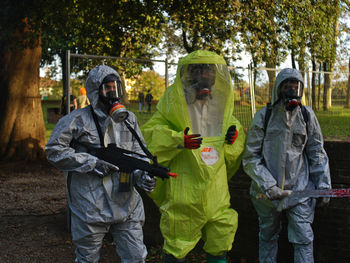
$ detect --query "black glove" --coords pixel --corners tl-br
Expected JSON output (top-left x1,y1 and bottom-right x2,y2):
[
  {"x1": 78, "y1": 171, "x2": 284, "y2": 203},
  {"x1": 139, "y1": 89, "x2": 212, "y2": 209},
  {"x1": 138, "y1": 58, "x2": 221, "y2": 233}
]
[
  {"x1": 93, "y1": 159, "x2": 119, "y2": 177},
  {"x1": 225, "y1": 125, "x2": 238, "y2": 144}
]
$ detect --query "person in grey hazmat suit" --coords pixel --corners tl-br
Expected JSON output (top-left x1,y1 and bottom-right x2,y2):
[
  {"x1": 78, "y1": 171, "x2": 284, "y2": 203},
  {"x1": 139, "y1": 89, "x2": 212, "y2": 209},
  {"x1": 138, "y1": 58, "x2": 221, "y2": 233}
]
[
  {"x1": 242, "y1": 68, "x2": 331, "y2": 263},
  {"x1": 45, "y1": 65, "x2": 156, "y2": 263}
]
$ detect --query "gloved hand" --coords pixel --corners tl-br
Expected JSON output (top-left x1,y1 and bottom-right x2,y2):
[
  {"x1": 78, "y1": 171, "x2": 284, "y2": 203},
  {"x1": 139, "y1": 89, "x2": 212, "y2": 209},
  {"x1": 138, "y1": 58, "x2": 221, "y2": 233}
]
[
  {"x1": 225, "y1": 125, "x2": 238, "y2": 144},
  {"x1": 266, "y1": 186, "x2": 292, "y2": 200},
  {"x1": 93, "y1": 159, "x2": 119, "y2": 177},
  {"x1": 132, "y1": 169, "x2": 156, "y2": 193},
  {"x1": 317, "y1": 197, "x2": 330, "y2": 207},
  {"x1": 184, "y1": 127, "x2": 202, "y2": 149}
]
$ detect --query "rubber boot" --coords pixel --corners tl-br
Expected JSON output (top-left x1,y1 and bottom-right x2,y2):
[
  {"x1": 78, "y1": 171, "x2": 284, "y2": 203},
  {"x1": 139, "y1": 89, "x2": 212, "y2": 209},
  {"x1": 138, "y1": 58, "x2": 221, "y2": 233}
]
[
  {"x1": 163, "y1": 253, "x2": 185, "y2": 263},
  {"x1": 206, "y1": 252, "x2": 227, "y2": 263}
]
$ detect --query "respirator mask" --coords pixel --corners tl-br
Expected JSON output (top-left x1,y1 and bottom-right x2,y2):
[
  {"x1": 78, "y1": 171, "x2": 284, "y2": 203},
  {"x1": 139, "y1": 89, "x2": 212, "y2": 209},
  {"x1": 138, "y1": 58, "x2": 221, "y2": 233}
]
[
  {"x1": 100, "y1": 74, "x2": 128, "y2": 123},
  {"x1": 187, "y1": 64, "x2": 216, "y2": 102},
  {"x1": 278, "y1": 79, "x2": 303, "y2": 111}
]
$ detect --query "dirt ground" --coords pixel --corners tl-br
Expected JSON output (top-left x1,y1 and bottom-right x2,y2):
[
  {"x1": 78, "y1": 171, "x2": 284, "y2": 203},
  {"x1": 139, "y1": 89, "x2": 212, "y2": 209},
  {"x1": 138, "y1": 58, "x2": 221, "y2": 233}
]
[
  {"x1": 0, "y1": 160, "x2": 235, "y2": 263},
  {"x1": 0, "y1": 160, "x2": 124, "y2": 263}
]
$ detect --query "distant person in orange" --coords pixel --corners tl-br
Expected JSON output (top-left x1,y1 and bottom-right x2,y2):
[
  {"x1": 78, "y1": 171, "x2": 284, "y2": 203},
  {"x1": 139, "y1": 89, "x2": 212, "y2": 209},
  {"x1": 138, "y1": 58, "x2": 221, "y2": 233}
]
[{"x1": 77, "y1": 87, "x2": 90, "y2": 109}]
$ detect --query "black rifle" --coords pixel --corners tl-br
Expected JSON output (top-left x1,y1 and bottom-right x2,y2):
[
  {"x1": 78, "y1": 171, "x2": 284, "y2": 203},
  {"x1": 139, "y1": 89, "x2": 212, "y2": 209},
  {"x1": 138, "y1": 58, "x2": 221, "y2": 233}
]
[
  {"x1": 86, "y1": 143, "x2": 177, "y2": 179},
  {"x1": 83, "y1": 106, "x2": 177, "y2": 180}
]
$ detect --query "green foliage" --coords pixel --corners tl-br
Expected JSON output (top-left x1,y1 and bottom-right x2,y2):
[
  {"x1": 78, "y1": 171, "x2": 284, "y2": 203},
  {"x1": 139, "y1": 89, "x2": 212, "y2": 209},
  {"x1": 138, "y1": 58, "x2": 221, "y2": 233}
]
[
  {"x1": 1, "y1": 0, "x2": 167, "y2": 93},
  {"x1": 0, "y1": 0, "x2": 48, "y2": 50},
  {"x1": 160, "y1": 0, "x2": 241, "y2": 61},
  {"x1": 128, "y1": 71, "x2": 165, "y2": 101},
  {"x1": 40, "y1": 1, "x2": 165, "y2": 77},
  {"x1": 238, "y1": 0, "x2": 349, "y2": 71},
  {"x1": 239, "y1": 0, "x2": 288, "y2": 67}
]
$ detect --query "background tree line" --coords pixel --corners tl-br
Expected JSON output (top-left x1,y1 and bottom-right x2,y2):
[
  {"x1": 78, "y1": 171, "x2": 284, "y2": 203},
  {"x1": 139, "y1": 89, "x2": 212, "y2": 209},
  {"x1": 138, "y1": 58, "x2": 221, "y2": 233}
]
[{"x1": 1, "y1": 0, "x2": 349, "y2": 161}]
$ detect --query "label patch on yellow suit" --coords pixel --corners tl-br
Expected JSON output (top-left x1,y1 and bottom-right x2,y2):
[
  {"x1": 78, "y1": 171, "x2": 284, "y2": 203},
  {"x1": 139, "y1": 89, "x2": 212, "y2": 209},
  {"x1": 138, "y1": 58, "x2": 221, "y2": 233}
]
[{"x1": 201, "y1": 146, "x2": 219, "y2": 165}]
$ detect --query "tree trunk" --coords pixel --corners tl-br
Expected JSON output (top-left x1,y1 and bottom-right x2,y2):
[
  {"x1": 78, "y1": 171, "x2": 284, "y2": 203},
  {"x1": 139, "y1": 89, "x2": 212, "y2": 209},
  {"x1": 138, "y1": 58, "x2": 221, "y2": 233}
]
[
  {"x1": 291, "y1": 48, "x2": 296, "y2": 69},
  {"x1": 120, "y1": 73, "x2": 130, "y2": 105},
  {"x1": 306, "y1": 66, "x2": 311, "y2": 106},
  {"x1": 323, "y1": 62, "x2": 332, "y2": 110},
  {"x1": 345, "y1": 57, "x2": 350, "y2": 108},
  {"x1": 311, "y1": 59, "x2": 316, "y2": 111},
  {"x1": 253, "y1": 60, "x2": 257, "y2": 98},
  {"x1": 322, "y1": 4, "x2": 339, "y2": 110},
  {"x1": 266, "y1": 62, "x2": 276, "y2": 100},
  {"x1": 318, "y1": 62, "x2": 321, "y2": 111},
  {"x1": 60, "y1": 52, "x2": 67, "y2": 98},
  {"x1": 297, "y1": 46, "x2": 307, "y2": 105},
  {"x1": 0, "y1": 25, "x2": 45, "y2": 161}
]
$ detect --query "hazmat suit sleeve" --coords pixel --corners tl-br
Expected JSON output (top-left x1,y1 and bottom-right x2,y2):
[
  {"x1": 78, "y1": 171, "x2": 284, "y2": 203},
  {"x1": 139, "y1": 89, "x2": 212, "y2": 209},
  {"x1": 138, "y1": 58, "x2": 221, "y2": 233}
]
[
  {"x1": 242, "y1": 108, "x2": 278, "y2": 192},
  {"x1": 304, "y1": 107, "x2": 331, "y2": 190},
  {"x1": 224, "y1": 115, "x2": 246, "y2": 180},
  {"x1": 141, "y1": 111, "x2": 185, "y2": 167},
  {"x1": 45, "y1": 113, "x2": 99, "y2": 174}
]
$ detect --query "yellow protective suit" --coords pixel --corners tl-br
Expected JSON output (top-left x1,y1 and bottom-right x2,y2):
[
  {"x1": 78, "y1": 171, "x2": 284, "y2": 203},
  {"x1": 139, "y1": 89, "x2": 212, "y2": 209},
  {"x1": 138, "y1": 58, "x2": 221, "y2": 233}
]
[{"x1": 141, "y1": 50, "x2": 245, "y2": 259}]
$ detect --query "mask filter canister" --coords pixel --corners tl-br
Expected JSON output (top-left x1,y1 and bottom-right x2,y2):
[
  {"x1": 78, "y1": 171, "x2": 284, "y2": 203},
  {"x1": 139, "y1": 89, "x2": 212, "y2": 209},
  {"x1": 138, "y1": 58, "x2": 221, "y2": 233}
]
[
  {"x1": 109, "y1": 101, "x2": 129, "y2": 123},
  {"x1": 286, "y1": 99, "x2": 299, "y2": 111}
]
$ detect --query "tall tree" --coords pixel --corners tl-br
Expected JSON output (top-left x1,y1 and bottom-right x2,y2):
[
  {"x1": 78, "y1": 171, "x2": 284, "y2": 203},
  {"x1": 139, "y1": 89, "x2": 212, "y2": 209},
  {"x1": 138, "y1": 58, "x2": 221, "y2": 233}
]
[
  {"x1": 0, "y1": 1, "x2": 165, "y2": 161},
  {"x1": 160, "y1": 0, "x2": 241, "y2": 60},
  {"x1": 129, "y1": 70, "x2": 165, "y2": 101},
  {"x1": 42, "y1": 0, "x2": 165, "y2": 104},
  {"x1": 346, "y1": 57, "x2": 350, "y2": 108},
  {"x1": 322, "y1": 0, "x2": 341, "y2": 110},
  {"x1": 0, "y1": 1, "x2": 50, "y2": 161},
  {"x1": 283, "y1": 0, "x2": 329, "y2": 110},
  {"x1": 338, "y1": 0, "x2": 350, "y2": 108},
  {"x1": 239, "y1": 0, "x2": 288, "y2": 98},
  {"x1": 307, "y1": 1, "x2": 329, "y2": 111}
]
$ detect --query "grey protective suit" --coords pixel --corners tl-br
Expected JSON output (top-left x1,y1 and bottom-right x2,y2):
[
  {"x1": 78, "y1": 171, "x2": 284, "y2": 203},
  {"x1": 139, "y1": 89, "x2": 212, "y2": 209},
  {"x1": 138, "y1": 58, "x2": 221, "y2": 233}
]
[
  {"x1": 242, "y1": 68, "x2": 331, "y2": 263},
  {"x1": 45, "y1": 65, "x2": 147, "y2": 263}
]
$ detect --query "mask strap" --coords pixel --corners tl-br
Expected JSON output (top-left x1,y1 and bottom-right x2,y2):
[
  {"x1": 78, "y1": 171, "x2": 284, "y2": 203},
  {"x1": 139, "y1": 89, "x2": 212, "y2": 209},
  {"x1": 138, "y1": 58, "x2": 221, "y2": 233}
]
[
  {"x1": 90, "y1": 106, "x2": 105, "y2": 148},
  {"x1": 123, "y1": 120, "x2": 158, "y2": 165}
]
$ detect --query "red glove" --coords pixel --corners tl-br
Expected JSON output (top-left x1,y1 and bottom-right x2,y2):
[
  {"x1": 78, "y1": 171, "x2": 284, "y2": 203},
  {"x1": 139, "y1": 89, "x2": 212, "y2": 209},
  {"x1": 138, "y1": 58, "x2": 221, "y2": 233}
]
[
  {"x1": 225, "y1": 125, "x2": 238, "y2": 144},
  {"x1": 184, "y1": 127, "x2": 202, "y2": 149}
]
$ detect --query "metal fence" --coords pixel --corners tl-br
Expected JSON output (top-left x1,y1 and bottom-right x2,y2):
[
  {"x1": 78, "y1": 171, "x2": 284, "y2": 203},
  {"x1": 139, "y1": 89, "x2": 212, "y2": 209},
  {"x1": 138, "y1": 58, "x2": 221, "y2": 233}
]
[
  {"x1": 64, "y1": 51, "x2": 350, "y2": 131},
  {"x1": 229, "y1": 66, "x2": 350, "y2": 130},
  {"x1": 64, "y1": 50, "x2": 171, "y2": 114}
]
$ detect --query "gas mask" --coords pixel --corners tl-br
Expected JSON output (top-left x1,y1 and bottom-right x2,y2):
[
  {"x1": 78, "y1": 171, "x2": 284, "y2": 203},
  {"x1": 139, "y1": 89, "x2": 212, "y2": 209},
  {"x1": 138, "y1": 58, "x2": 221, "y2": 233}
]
[
  {"x1": 278, "y1": 79, "x2": 303, "y2": 111},
  {"x1": 186, "y1": 64, "x2": 216, "y2": 103},
  {"x1": 99, "y1": 74, "x2": 129, "y2": 123}
]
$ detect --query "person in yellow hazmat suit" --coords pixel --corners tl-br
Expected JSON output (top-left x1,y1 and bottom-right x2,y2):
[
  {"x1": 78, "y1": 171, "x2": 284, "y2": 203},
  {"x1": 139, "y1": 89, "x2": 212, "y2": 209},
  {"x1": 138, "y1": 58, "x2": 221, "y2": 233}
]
[{"x1": 141, "y1": 50, "x2": 246, "y2": 263}]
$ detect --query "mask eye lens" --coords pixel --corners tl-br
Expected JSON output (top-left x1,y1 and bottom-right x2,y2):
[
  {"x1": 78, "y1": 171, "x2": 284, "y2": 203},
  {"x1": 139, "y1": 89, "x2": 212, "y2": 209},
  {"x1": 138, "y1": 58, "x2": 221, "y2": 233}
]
[
  {"x1": 104, "y1": 84, "x2": 116, "y2": 92},
  {"x1": 279, "y1": 80, "x2": 302, "y2": 99},
  {"x1": 100, "y1": 81, "x2": 122, "y2": 100}
]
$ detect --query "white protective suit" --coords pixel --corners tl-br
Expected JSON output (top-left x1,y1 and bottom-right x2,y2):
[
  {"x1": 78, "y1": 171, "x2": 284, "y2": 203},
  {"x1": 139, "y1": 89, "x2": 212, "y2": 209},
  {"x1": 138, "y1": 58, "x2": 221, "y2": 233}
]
[
  {"x1": 45, "y1": 65, "x2": 147, "y2": 263},
  {"x1": 242, "y1": 68, "x2": 331, "y2": 263}
]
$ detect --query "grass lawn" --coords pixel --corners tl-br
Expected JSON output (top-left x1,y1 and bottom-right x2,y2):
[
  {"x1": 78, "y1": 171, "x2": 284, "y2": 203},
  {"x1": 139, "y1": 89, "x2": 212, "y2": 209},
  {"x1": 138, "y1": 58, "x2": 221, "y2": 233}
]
[
  {"x1": 315, "y1": 106, "x2": 350, "y2": 140},
  {"x1": 44, "y1": 102, "x2": 350, "y2": 142}
]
